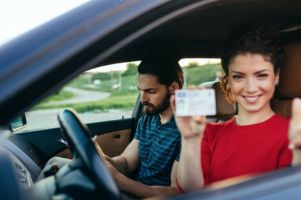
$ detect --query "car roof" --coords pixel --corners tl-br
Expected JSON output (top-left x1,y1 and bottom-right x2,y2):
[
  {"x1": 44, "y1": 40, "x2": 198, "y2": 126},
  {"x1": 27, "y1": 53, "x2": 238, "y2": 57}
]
[{"x1": 108, "y1": 0, "x2": 301, "y2": 62}]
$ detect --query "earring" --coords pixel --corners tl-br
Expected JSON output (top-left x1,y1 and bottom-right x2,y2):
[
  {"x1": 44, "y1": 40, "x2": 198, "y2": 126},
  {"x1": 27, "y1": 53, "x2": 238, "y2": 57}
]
[{"x1": 275, "y1": 80, "x2": 279, "y2": 86}]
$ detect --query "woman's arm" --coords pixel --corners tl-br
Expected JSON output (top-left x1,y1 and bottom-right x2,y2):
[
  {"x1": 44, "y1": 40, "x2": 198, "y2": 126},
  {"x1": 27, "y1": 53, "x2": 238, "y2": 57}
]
[
  {"x1": 170, "y1": 94, "x2": 206, "y2": 192},
  {"x1": 177, "y1": 136, "x2": 204, "y2": 191}
]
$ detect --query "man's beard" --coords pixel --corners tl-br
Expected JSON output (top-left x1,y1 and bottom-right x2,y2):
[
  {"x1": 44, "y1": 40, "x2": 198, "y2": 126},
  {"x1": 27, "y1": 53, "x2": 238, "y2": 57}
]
[{"x1": 142, "y1": 91, "x2": 171, "y2": 115}]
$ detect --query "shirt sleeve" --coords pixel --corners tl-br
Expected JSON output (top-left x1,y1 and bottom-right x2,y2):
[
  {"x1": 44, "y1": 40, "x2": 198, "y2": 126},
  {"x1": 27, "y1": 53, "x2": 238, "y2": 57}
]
[
  {"x1": 277, "y1": 117, "x2": 293, "y2": 168},
  {"x1": 201, "y1": 125, "x2": 212, "y2": 185},
  {"x1": 175, "y1": 138, "x2": 181, "y2": 161},
  {"x1": 134, "y1": 116, "x2": 144, "y2": 141},
  {"x1": 277, "y1": 139, "x2": 293, "y2": 168}
]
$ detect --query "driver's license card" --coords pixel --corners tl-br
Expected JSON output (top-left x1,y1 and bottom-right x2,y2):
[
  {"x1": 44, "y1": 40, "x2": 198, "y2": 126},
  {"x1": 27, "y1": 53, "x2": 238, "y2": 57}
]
[{"x1": 175, "y1": 89, "x2": 216, "y2": 116}]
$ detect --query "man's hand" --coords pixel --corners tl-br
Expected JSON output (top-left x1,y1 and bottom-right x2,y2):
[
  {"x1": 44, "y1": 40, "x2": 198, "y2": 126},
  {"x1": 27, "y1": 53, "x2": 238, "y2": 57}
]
[
  {"x1": 94, "y1": 141, "x2": 119, "y2": 177},
  {"x1": 289, "y1": 98, "x2": 301, "y2": 165}
]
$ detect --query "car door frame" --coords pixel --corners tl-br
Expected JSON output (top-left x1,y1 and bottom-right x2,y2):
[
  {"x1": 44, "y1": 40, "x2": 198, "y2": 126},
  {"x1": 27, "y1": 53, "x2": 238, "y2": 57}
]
[{"x1": 7, "y1": 95, "x2": 142, "y2": 181}]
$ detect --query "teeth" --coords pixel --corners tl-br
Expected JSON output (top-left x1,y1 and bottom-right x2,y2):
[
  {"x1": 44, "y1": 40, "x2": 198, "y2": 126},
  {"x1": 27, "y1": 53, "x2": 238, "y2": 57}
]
[{"x1": 244, "y1": 96, "x2": 260, "y2": 103}]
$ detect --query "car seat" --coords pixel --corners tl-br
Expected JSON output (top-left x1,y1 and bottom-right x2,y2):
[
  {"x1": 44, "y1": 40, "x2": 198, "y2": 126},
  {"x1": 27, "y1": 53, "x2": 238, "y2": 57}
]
[
  {"x1": 0, "y1": 147, "x2": 25, "y2": 200},
  {"x1": 201, "y1": 81, "x2": 237, "y2": 122},
  {"x1": 273, "y1": 41, "x2": 301, "y2": 118}
]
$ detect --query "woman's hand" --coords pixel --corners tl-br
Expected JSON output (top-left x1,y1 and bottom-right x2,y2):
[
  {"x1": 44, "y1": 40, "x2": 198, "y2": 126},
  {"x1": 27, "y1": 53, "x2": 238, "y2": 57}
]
[
  {"x1": 170, "y1": 86, "x2": 207, "y2": 140},
  {"x1": 289, "y1": 98, "x2": 301, "y2": 165}
]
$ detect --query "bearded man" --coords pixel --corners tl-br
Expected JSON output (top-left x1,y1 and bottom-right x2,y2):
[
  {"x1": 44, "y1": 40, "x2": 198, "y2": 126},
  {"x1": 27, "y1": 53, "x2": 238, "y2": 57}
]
[{"x1": 103, "y1": 60, "x2": 184, "y2": 198}]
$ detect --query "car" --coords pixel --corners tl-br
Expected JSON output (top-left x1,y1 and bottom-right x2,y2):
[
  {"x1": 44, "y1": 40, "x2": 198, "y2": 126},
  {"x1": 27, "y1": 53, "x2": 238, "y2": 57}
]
[{"x1": 1, "y1": 0, "x2": 301, "y2": 199}]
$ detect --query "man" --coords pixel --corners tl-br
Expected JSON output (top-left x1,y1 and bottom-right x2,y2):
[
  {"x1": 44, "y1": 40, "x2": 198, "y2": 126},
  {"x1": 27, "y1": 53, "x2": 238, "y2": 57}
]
[{"x1": 101, "y1": 60, "x2": 184, "y2": 198}]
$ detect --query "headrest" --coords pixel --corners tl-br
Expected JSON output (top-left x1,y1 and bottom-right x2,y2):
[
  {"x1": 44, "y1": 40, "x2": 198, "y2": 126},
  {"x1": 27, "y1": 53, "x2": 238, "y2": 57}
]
[
  {"x1": 272, "y1": 99, "x2": 292, "y2": 118},
  {"x1": 201, "y1": 81, "x2": 237, "y2": 121},
  {"x1": 212, "y1": 82, "x2": 237, "y2": 120},
  {"x1": 275, "y1": 42, "x2": 301, "y2": 99}
]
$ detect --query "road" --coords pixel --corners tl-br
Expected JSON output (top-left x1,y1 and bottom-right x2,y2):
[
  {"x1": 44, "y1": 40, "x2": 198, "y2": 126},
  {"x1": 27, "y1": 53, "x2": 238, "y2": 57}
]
[{"x1": 45, "y1": 87, "x2": 110, "y2": 105}]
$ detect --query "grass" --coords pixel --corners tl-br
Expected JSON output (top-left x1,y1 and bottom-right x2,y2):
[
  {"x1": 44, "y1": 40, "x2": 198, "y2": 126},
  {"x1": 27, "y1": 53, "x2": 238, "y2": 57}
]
[
  {"x1": 34, "y1": 91, "x2": 137, "y2": 113},
  {"x1": 42, "y1": 90, "x2": 74, "y2": 103},
  {"x1": 74, "y1": 93, "x2": 136, "y2": 113}
]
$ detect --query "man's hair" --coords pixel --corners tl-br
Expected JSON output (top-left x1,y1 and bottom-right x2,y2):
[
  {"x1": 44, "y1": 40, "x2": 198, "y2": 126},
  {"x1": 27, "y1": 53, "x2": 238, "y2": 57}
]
[{"x1": 138, "y1": 60, "x2": 184, "y2": 89}]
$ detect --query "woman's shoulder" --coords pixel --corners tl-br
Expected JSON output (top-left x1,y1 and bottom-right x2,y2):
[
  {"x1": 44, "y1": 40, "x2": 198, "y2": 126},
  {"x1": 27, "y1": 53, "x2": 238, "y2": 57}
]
[
  {"x1": 270, "y1": 114, "x2": 290, "y2": 127},
  {"x1": 204, "y1": 119, "x2": 236, "y2": 140},
  {"x1": 207, "y1": 117, "x2": 235, "y2": 126},
  {"x1": 206, "y1": 118, "x2": 236, "y2": 131},
  {"x1": 274, "y1": 113, "x2": 290, "y2": 121}
]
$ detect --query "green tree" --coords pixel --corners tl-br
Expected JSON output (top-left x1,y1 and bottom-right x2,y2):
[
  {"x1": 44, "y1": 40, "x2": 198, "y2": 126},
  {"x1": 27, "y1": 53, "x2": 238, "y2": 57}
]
[
  {"x1": 186, "y1": 61, "x2": 200, "y2": 68},
  {"x1": 123, "y1": 63, "x2": 138, "y2": 77}
]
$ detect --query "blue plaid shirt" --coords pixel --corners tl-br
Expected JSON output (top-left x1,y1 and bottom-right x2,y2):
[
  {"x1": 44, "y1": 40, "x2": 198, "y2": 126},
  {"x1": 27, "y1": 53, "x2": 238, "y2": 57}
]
[{"x1": 134, "y1": 114, "x2": 181, "y2": 186}]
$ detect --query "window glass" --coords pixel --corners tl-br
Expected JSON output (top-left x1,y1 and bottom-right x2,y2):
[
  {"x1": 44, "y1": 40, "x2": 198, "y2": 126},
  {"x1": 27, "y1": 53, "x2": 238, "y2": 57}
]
[
  {"x1": 15, "y1": 61, "x2": 140, "y2": 133},
  {"x1": 178, "y1": 58, "x2": 223, "y2": 87},
  {"x1": 15, "y1": 59, "x2": 222, "y2": 133}
]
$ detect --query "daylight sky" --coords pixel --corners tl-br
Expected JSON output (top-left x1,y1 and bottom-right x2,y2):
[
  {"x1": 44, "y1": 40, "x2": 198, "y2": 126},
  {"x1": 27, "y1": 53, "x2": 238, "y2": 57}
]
[{"x1": 0, "y1": 0, "x2": 88, "y2": 45}]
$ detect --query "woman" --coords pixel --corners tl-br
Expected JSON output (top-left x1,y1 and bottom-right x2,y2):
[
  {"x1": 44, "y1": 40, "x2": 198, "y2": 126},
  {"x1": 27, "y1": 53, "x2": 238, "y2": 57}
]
[{"x1": 172, "y1": 26, "x2": 293, "y2": 192}]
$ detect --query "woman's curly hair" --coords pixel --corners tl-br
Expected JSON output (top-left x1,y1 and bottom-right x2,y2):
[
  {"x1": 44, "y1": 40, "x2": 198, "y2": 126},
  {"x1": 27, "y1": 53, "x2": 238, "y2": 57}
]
[{"x1": 220, "y1": 25, "x2": 284, "y2": 104}]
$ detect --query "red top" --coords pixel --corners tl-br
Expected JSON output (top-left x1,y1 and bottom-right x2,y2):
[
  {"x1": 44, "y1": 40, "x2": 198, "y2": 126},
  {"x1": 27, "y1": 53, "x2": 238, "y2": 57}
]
[{"x1": 201, "y1": 114, "x2": 292, "y2": 185}]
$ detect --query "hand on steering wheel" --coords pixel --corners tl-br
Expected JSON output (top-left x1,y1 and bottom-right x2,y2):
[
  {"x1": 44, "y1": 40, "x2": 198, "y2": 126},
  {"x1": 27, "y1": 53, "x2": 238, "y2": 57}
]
[{"x1": 58, "y1": 109, "x2": 120, "y2": 199}]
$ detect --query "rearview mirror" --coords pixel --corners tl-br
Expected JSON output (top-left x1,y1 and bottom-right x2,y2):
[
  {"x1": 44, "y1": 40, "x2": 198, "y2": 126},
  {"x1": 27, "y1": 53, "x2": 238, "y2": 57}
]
[{"x1": 9, "y1": 114, "x2": 27, "y2": 132}]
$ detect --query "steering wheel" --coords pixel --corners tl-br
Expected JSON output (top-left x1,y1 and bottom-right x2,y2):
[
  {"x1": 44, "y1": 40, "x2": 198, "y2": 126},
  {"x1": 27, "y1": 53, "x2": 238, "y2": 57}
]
[{"x1": 57, "y1": 109, "x2": 120, "y2": 199}]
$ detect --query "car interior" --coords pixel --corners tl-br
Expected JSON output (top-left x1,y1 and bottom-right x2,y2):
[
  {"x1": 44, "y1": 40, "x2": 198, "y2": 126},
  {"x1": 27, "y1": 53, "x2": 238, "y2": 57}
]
[{"x1": 1, "y1": 0, "x2": 301, "y2": 199}]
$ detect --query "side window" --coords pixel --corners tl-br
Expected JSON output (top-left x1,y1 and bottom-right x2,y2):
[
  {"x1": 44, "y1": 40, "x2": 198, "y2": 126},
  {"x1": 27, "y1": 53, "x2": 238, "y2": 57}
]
[
  {"x1": 15, "y1": 61, "x2": 140, "y2": 133},
  {"x1": 179, "y1": 58, "x2": 223, "y2": 87}
]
